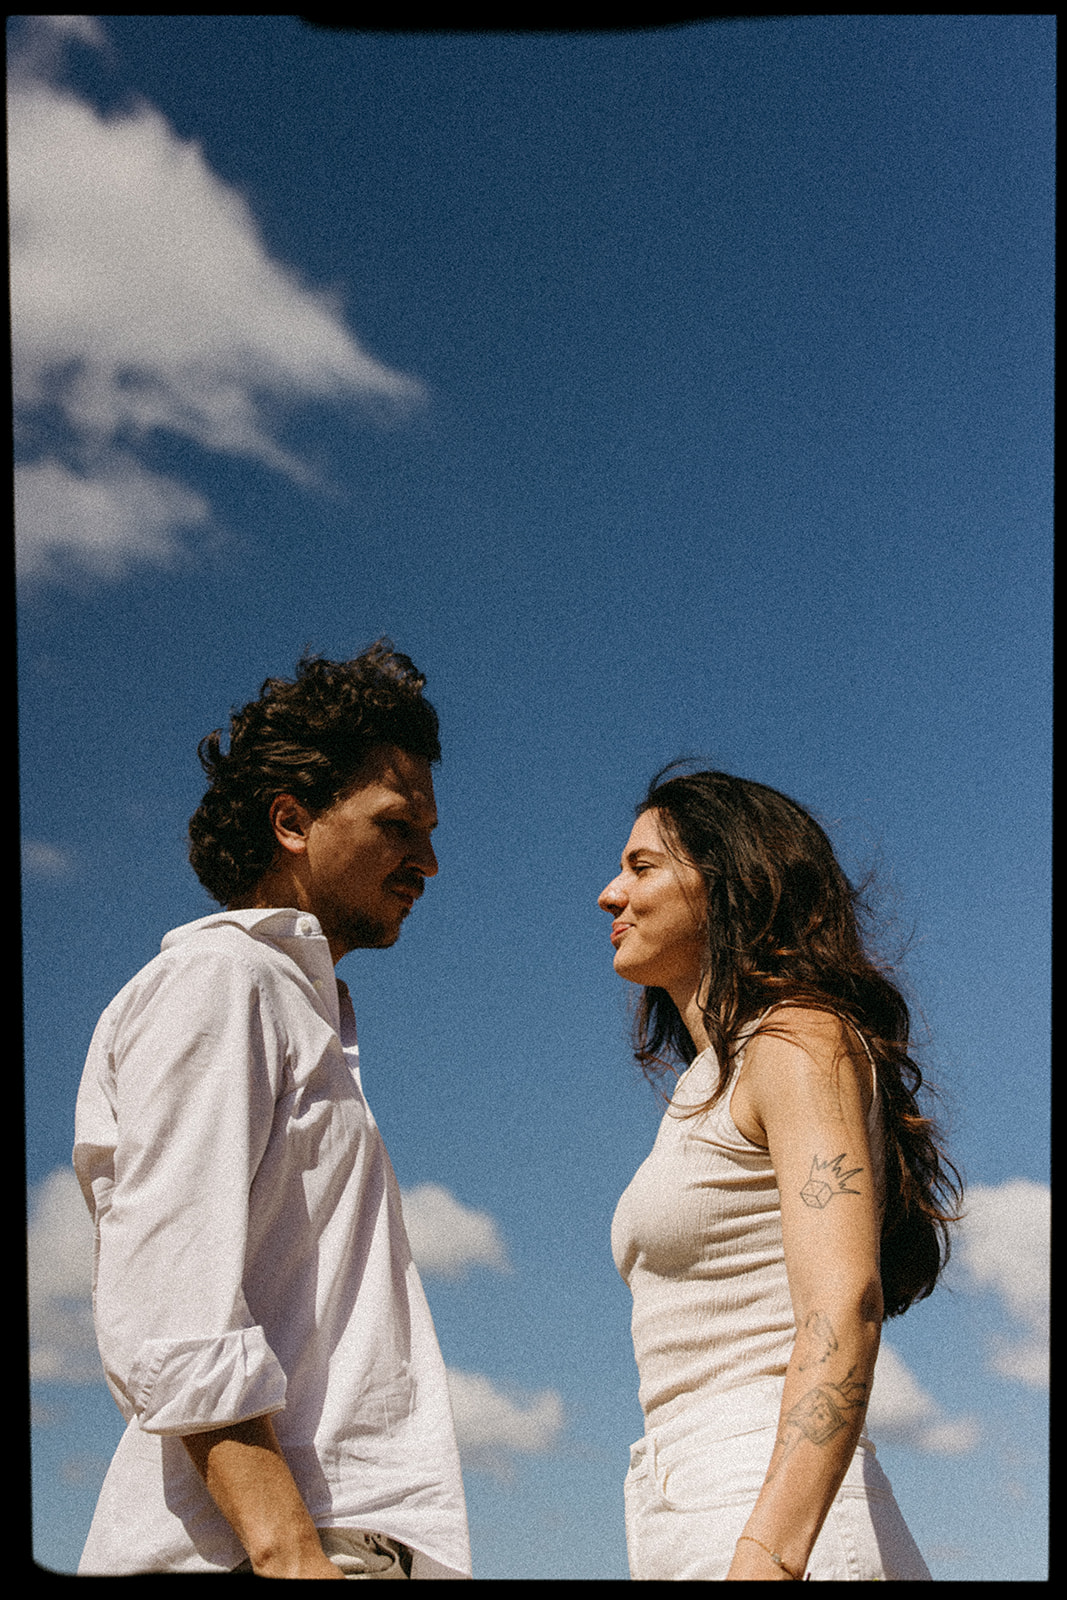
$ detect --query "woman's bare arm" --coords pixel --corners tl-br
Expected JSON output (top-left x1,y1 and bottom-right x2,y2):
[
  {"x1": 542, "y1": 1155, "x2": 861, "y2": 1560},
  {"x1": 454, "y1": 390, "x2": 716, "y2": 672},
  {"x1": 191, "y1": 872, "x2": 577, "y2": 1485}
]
[{"x1": 726, "y1": 1008, "x2": 883, "y2": 1580}]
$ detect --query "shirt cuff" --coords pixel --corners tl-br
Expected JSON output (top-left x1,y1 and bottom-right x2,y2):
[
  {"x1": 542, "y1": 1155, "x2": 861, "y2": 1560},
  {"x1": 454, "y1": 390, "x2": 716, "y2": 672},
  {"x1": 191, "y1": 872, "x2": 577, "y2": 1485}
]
[{"x1": 127, "y1": 1326, "x2": 287, "y2": 1435}]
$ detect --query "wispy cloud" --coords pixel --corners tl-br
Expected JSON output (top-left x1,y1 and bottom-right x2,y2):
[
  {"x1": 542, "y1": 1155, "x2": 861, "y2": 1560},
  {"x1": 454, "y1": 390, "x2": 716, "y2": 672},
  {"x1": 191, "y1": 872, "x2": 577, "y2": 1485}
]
[
  {"x1": 25, "y1": 14, "x2": 107, "y2": 48},
  {"x1": 867, "y1": 1342, "x2": 980, "y2": 1455},
  {"x1": 865, "y1": 1175, "x2": 1049, "y2": 1454},
  {"x1": 22, "y1": 838, "x2": 76, "y2": 879},
  {"x1": 446, "y1": 1369, "x2": 565, "y2": 1476},
  {"x1": 9, "y1": 17, "x2": 424, "y2": 584},
  {"x1": 954, "y1": 1178, "x2": 1049, "y2": 1389},
  {"x1": 400, "y1": 1186, "x2": 565, "y2": 1472},
  {"x1": 15, "y1": 455, "x2": 212, "y2": 582},
  {"x1": 28, "y1": 1168, "x2": 101, "y2": 1384},
  {"x1": 401, "y1": 1183, "x2": 511, "y2": 1279}
]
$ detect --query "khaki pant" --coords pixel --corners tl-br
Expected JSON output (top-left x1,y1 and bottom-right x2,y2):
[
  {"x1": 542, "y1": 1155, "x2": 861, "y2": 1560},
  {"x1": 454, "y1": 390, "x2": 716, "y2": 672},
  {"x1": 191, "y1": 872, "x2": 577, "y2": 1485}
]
[{"x1": 231, "y1": 1528, "x2": 412, "y2": 1578}]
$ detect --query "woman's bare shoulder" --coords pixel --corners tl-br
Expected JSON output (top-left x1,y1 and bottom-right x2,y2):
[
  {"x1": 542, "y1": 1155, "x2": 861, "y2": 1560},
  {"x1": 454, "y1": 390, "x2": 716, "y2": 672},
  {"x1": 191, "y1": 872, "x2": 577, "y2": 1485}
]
[
  {"x1": 749, "y1": 1002, "x2": 857, "y2": 1054},
  {"x1": 736, "y1": 1005, "x2": 873, "y2": 1132}
]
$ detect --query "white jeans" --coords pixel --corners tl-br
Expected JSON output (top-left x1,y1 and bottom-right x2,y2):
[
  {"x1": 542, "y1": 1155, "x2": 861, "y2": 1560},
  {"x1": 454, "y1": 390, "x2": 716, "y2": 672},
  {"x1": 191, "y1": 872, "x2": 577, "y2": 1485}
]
[{"x1": 624, "y1": 1379, "x2": 931, "y2": 1581}]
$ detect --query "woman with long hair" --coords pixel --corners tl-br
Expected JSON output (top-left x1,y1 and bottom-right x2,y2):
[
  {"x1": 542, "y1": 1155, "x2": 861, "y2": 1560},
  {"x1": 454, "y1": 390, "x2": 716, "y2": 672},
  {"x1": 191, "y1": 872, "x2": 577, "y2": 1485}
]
[{"x1": 600, "y1": 767, "x2": 961, "y2": 1581}]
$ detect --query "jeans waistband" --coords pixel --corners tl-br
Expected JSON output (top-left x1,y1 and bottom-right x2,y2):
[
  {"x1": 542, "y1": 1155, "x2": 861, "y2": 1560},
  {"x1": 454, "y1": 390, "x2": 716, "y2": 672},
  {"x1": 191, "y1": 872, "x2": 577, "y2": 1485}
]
[{"x1": 643, "y1": 1376, "x2": 874, "y2": 1453}]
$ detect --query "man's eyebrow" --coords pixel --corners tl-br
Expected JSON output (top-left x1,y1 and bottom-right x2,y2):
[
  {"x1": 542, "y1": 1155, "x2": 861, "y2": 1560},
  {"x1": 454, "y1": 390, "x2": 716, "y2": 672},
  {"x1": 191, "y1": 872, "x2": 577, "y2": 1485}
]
[{"x1": 379, "y1": 801, "x2": 438, "y2": 828}]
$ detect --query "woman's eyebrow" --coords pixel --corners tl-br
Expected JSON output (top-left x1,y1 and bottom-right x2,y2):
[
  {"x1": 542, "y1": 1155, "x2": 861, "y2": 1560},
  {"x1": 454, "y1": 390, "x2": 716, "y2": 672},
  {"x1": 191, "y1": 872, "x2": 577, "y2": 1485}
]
[{"x1": 623, "y1": 847, "x2": 666, "y2": 868}]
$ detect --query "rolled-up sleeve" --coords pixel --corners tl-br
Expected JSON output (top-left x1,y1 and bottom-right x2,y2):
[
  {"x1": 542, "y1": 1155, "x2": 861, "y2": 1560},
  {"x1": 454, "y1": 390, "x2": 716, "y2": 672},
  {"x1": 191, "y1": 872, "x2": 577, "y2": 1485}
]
[
  {"x1": 82, "y1": 949, "x2": 290, "y2": 1435},
  {"x1": 128, "y1": 1328, "x2": 285, "y2": 1435}
]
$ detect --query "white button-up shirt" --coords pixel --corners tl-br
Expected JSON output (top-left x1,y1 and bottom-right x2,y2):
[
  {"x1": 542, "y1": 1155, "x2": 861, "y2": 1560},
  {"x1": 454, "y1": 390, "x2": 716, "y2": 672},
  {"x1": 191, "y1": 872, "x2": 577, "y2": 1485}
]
[{"x1": 73, "y1": 909, "x2": 470, "y2": 1577}]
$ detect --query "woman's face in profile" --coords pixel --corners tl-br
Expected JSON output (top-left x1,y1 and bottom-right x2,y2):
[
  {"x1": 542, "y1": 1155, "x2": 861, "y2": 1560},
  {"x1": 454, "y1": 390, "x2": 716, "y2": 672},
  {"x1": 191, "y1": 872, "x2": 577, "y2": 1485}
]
[{"x1": 598, "y1": 809, "x2": 707, "y2": 997}]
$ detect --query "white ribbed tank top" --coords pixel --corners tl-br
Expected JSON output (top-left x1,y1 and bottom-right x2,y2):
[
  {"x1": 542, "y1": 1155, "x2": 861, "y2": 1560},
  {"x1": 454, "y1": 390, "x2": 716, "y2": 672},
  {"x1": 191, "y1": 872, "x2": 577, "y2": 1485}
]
[{"x1": 611, "y1": 1015, "x2": 885, "y2": 1434}]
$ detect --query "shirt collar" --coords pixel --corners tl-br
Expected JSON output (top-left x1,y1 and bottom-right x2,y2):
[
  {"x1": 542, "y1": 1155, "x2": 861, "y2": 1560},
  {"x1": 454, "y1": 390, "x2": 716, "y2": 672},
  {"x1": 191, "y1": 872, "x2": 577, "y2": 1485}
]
[
  {"x1": 161, "y1": 906, "x2": 330, "y2": 949},
  {"x1": 160, "y1": 908, "x2": 340, "y2": 996},
  {"x1": 159, "y1": 911, "x2": 355, "y2": 1036}
]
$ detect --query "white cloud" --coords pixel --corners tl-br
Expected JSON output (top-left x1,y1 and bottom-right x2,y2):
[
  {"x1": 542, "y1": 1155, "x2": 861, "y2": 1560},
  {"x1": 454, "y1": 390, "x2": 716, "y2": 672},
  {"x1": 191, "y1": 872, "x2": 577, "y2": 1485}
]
[
  {"x1": 27, "y1": 1165, "x2": 512, "y2": 1353},
  {"x1": 28, "y1": 1168, "x2": 102, "y2": 1385},
  {"x1": 24, "y1": 15, "x2": 108, "y2": 48},
  {"x1": 15, "y1": 456, "x2": 210, "y2": 580},
  {"x1": 866, "y1": 1342, "x2": 980, "y2": 1456},
  {"x1": 446, "y1": 1369, "x2": 565, "y2": 1475},
  {"x1": 9, "y1": 21, "x2": 424, "y2": 582},
  {"x1": 957, "y1": 1180, "x2": 1050, "y2": 1318},
  {"x1": 401, "y1": 1184, "x2": 511, "y2": 1278},
  {"x1": 868, "y1": 1178, "x2": 1051, "y2": 1443},
  {"x1": 8, "y1": 14, "x2": 109, "y2": 81},
  {"x1": 954, "y1": 1179, "x2": 1049, "y2": 1389}
]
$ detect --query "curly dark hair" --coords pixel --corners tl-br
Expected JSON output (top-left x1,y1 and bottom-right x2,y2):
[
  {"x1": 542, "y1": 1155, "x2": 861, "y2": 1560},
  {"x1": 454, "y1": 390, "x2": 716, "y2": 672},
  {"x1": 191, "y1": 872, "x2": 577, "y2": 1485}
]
[
  {"x1": 188, "y1": 641, "x2": 441, "y2": 906},
  {"x1": 630, "y1": 765, "x2": 963, "y2": 1320}
]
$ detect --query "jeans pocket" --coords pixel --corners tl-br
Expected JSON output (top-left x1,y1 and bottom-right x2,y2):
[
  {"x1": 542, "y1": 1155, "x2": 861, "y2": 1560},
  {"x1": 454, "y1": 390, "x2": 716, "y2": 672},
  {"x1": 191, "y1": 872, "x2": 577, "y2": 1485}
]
[{"x1": 654, "y1": 1420, "x2": 779, "y2": 1512}]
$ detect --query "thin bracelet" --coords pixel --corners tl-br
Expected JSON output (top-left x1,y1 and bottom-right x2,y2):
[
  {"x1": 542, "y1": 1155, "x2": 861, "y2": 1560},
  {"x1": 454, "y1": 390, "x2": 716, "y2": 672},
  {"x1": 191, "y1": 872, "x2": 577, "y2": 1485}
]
[{"x1": 736, "y1": 1535, "x2": 803, "y2": 1580}]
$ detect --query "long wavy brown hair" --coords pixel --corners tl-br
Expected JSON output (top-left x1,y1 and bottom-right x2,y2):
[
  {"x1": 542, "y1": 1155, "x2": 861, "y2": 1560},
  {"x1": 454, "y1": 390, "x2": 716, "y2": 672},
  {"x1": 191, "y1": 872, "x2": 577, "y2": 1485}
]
[{"x1": 631, "y1": 765, "x2": 963, "y2": 1319}]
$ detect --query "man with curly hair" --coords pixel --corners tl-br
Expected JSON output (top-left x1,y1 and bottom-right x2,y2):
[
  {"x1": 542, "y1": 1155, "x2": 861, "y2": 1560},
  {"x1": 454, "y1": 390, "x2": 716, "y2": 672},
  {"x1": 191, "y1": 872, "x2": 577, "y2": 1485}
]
[{"x1": 73, "y1": 643, "x2": 470, "y2": 1579}]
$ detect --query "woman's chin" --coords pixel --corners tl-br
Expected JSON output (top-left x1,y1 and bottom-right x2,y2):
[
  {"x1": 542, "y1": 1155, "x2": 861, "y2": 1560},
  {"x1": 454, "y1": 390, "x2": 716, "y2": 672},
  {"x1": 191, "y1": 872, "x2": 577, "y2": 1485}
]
[{"x1": 613, "y1": 949, "x2": 650, "y2": 986}]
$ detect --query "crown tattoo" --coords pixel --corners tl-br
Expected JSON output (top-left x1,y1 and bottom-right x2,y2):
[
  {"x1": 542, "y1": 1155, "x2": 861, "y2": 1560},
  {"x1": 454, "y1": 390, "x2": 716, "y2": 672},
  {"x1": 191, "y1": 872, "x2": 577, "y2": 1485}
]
[{"x1": 800, "y1": 1152, "x2": 863, "y2": 1209}]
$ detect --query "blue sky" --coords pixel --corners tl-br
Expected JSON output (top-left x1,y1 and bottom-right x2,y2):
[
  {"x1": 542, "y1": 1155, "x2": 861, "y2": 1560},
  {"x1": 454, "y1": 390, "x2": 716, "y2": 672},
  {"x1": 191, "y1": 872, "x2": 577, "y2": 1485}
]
[{"x1": 16, "y1": 14, "x2": 1050, "y2": 1581}]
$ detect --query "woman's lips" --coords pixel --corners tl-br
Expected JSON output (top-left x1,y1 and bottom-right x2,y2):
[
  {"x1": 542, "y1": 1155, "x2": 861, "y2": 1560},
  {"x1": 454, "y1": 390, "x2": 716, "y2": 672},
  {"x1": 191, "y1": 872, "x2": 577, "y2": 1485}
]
[{"x1": 610, "y1": 922, "x2": 632, "y2": 946}]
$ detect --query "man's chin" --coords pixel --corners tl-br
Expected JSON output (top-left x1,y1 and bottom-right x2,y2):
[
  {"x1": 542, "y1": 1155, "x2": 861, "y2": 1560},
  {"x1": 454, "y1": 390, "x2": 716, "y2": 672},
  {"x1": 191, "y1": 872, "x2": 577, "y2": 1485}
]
[{"x1": 354, "y1": 914, "x2": 404, "y2": 951}]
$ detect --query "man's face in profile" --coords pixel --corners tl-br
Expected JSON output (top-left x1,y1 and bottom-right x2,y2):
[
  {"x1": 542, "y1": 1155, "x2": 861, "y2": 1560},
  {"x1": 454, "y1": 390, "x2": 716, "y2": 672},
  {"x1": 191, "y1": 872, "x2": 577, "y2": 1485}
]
[{"x1": 300, "y1": 744, "x2": 438, "y2": 960}]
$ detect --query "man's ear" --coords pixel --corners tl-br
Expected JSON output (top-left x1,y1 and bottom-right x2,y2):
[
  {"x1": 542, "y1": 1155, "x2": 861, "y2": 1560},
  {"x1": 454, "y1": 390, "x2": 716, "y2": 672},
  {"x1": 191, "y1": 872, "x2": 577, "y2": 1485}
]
[{"x1": 269, "y1": 794, "x2": 314, "y2": 856}]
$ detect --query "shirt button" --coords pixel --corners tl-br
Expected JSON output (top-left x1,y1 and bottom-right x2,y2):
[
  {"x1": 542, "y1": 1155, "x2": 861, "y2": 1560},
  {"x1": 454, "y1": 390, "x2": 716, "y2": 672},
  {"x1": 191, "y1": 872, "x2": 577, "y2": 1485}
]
[{"x1": 297, "y1": 916, "x2": 315, "y2": 937}]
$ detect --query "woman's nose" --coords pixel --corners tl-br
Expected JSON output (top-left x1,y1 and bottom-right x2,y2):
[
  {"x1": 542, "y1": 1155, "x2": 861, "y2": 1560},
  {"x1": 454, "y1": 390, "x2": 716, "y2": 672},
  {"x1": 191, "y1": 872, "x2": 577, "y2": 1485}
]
[{"x1": 598, "y1": 878, "x2": 624, "y2": 913}]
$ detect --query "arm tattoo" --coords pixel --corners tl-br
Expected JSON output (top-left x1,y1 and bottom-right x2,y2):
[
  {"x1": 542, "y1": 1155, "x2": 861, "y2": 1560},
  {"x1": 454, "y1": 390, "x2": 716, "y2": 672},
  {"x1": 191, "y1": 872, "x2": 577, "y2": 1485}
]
[
  {"x1": 766, "y1": 1364, "x2": 869, "y2": 1479},
  {"x1": 797, "y1": 1310, "x2": 838, "y2": 1371},
  {"x1": 786, "y1": 1367, "x2": 868, "y2": 1445},
  {"x1": 800, "y1": 1151, "x2": 863, "y2": 1208}
]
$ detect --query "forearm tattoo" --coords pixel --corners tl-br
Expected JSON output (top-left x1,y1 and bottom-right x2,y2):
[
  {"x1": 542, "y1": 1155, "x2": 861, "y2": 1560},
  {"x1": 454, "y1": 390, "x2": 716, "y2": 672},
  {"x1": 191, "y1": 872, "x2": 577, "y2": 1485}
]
[
  {"x1": 800, "y1": 1151, "x2": 863, "y2": 1209},
  {"x1": 797, "y1": 1310, "x2": 838, "y2": 1372},
  {"x1": 766, "y1": 1307, "x2": 870, "y2": 1483},
  {"x1": 766, "y1": 1362, "x2": 869, "y2": 1480},
  {"x1": 784, "y1": 1366, "x2": 868, "y2": 1446}
]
